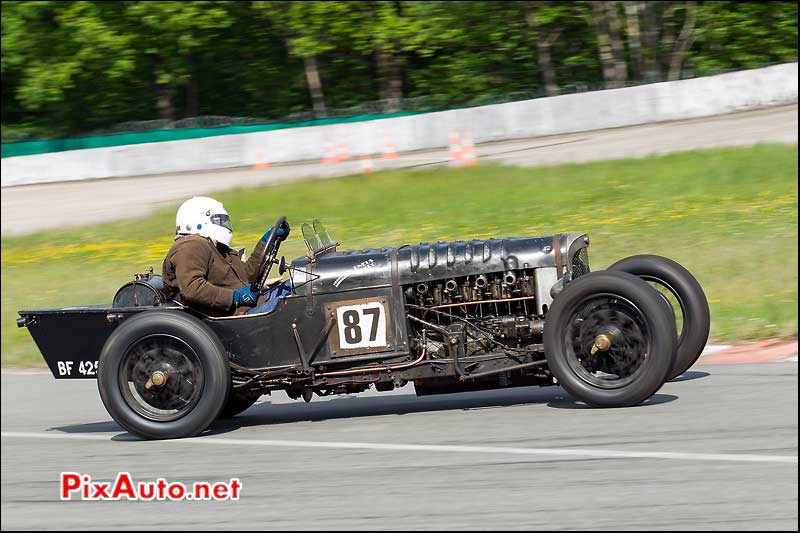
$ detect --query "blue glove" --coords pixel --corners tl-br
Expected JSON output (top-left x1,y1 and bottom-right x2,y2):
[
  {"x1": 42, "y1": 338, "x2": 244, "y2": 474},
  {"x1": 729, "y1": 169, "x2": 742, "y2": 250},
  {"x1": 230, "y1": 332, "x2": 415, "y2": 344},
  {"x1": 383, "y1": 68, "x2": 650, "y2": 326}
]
[
  {"x1": 232, "y1": 286, "x2": 258, "y2": 307},
  {"x1": 261, "y1": 223, "x2": 290, "y2": 243}
]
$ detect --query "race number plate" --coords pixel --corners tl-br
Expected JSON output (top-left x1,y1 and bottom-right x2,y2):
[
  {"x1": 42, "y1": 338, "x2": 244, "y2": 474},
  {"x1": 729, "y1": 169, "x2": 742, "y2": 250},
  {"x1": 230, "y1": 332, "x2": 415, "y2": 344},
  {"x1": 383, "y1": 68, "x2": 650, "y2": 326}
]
[{"x1": 326, "y1": 297, "x2": 392, "y2": 356}]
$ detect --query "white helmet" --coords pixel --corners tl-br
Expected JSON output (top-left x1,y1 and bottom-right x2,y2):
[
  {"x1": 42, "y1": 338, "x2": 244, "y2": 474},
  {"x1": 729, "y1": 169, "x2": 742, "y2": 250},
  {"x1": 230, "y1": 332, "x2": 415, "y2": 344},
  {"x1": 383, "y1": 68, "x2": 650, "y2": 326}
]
[{"x1": 175, "y1": 196, "x2": 233, "y2": 247}]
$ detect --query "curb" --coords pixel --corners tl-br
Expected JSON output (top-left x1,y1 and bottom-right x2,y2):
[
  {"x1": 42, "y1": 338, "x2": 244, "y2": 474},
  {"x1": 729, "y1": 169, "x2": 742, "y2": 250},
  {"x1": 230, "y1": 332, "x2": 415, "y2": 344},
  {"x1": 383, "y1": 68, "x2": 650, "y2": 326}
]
[{"x1": 698, "y1": 339, "x2": 798, "y2": 365}]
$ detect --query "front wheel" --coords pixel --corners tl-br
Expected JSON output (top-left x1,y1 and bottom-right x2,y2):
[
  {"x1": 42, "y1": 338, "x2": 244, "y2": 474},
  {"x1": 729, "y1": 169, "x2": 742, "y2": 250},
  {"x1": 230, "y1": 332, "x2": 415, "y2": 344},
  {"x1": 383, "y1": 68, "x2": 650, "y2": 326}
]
[
  {"x1": 97, "y1": 311, "x2": 230, "y2": 439},
  {"x1": 544, "y1": 271, "x2": 677, "y2": 407},
  {"x1": 609, "y1": 255, "x2": 710, "y2": 380}
]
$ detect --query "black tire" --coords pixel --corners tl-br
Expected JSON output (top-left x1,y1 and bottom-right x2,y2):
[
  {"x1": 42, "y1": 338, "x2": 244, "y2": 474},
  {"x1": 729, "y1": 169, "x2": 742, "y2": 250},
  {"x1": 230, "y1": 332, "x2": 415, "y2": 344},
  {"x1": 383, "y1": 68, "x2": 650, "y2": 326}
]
[
  {"x1": 97, "y1": 311, "x2": 230, "y2": 439},
  {"x1": 609, "y1": 255, "x2": 710, "y2": 380},
  {"x1": 218, "y1": 387, "x2": 261, "y2": 419},
  {"x1": 544, "y1": 270, "x2": 676, "y2": 407}
]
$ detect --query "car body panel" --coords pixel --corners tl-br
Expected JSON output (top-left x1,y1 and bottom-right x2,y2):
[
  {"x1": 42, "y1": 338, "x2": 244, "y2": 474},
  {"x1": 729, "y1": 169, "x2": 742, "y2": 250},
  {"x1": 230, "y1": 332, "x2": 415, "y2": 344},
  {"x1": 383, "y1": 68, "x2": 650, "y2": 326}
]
[{"x1": 19, "y1": 232, "x2": 589, "y2": 381}]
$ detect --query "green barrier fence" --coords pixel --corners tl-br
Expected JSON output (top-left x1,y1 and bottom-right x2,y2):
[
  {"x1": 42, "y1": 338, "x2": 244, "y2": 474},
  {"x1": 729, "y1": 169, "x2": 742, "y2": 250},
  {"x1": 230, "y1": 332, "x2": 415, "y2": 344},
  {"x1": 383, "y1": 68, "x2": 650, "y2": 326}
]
[{"x1": 0, "y1": 110, "x2": 424, "y2": 159}]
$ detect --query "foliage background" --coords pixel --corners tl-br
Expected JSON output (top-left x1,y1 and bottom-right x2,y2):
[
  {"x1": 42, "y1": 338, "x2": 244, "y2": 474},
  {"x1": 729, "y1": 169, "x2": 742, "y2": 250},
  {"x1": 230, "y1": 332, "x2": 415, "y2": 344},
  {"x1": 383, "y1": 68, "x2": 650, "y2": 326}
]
[{"x1": 2, "y1": 1, "x2": 797, "y2": 139}]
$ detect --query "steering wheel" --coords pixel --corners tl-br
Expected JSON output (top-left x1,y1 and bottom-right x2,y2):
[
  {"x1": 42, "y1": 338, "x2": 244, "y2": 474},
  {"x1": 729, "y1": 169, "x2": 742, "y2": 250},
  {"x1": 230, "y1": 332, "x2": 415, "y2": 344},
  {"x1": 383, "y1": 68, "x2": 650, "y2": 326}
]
[{"x1": 250, "y1": 216, "x2": 288, "y2": 293}]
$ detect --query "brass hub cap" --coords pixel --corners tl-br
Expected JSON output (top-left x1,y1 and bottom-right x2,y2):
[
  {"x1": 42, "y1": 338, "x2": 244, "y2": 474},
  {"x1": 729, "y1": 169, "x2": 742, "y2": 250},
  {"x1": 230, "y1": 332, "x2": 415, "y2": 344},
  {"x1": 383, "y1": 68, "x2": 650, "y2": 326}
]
[
  {"x1": 144, "y1": 370, "x2": 168, "y2": 390},
  {"x1": 591, "y1": 333, "x2": 613, "y2": 355}
]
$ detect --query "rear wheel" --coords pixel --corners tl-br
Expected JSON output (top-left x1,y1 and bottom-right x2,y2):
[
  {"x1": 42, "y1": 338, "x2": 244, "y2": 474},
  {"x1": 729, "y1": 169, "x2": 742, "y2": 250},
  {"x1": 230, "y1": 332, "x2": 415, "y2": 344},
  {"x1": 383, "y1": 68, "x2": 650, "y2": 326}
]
[
  {"x1": 609, "y1": 255, "x2": 710, "y2": 379},
  {"x1": 544, "y1": 271, "x2": 676, "y2": 407},
  {"x1": 97, "y1": 311, "x2": 229, "y2": 439}
]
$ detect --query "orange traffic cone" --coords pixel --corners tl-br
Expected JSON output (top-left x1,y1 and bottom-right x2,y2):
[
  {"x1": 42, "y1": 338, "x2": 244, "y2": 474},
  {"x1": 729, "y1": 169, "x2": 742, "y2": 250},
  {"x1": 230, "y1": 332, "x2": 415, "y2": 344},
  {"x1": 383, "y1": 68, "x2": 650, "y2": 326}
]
[
  {"x1": 448, "y1": 129, "x2": 463, "y2": 168},
  {"x1": 380, "y1": 138, "x2": 399, "y2": 160},
  {"x1": 253, "y1": 151, "x2": 271, "y2": 170},
  {"x1": 461, "y1": 131, "x2": 477, "y2": 167},
  {"x1": 337, "y1": 143, "x2": 352, "y2": 161},
  {"x1": 360, "y1": 154, "x2": 374, "y2": 174},
  {"x1": 321, "y1": 142, "x2": 338, "y2": 165}
]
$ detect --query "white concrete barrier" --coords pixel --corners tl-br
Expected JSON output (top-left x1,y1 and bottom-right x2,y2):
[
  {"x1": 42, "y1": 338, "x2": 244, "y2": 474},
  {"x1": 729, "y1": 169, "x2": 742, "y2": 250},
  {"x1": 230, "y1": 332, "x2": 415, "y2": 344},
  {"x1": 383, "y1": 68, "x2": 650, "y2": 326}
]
[{"x1": 2, "y1": 63, "x2": 797, "y2": 187}]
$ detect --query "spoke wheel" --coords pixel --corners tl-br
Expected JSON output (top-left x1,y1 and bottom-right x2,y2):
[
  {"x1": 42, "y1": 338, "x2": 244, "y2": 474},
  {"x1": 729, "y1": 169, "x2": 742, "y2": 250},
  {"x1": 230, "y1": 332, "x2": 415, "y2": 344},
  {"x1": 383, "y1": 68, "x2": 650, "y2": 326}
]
[
  {"x1": 544, "y1": 271, "x2": 676, "y2": 407},
  {"x1": 119, "y1": 335, "x2": 204, "y2": 422},
  {"x1": 98, "y1": 311, "x2": 230, "y2": 440},
  {"x1": 565, "y1": 295, "x2": 651, "y2": 389},
  {"x1": 609, "y1": 255, "x2": 710, "y2": 379}
]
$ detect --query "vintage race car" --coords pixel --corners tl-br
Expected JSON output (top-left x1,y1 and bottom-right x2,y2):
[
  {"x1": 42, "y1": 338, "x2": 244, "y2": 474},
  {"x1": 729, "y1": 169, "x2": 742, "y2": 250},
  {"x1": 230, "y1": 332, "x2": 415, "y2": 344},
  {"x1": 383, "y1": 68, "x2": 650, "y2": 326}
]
[{"x1": 17, "y1": 218, "x2": 709, "y2": 440}]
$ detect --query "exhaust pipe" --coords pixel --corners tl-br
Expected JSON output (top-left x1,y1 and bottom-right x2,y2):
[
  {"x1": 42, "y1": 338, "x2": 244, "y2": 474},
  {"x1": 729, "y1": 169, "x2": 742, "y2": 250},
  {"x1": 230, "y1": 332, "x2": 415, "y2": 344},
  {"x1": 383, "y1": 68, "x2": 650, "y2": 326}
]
[
  {"x1": 416, "y1": 282, "x2": 429, "y2": 295},
  {"x1": 475, "y1": 275, "x2": 488, "y2": 289},
  {"x1": 445, "y1": 279, "x2": 459, "y2": 293}
]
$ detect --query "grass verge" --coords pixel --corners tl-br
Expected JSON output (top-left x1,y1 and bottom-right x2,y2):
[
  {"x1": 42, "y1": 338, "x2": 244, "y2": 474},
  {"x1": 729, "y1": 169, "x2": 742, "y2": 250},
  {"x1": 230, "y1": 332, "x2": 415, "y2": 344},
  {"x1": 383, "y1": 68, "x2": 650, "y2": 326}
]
[{"x1": 2, "y1": 143, "x2": 797, "y2": 366}]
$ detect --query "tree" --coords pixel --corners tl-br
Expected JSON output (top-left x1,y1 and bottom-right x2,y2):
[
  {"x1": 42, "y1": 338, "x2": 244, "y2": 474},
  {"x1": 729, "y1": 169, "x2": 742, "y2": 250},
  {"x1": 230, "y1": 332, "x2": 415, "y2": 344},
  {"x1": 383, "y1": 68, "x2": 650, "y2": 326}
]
[
  {"x1": 667, "y1": 1, "x2": 696, "y2": 80},
  {"x1": 639, "y1": 1, "x2": 662, "y2": 81},
  {"x1": 407, "y1": 1, "x2": 535, "y2": 104},
  {"x1": 691, "y1": 1, "x2": 798, "y2": 73},
  {"x1": 1, "y1": 1, "x2": 142, "y2": 131},
  {"x1": 188, "y1": 2, "x2": 305, "y2": 119},
  {"x1": 124, "y1": 1, "x2": 234, "y2": 120},
  {"x1": 1, "y1": 1, "x2": 797, "y2": 137},
  {"x1": 259, "y1": 1, "x2": 355, "y2": 118},
  {"x1": 604, "y1": 1, "x2": 628, "y2": 86},
  {"x1": 623, "y1": 2, "x2": 644, "y2": 79},
  {"x1": 524, "y1": 1, "x2": 566, "y2": 96},
  {"x1": 591, "y1": 1, "x2": 618, "y2": 88},
  {"x1": 361, "y1": 2, "x2": 422, "y2": 112}
]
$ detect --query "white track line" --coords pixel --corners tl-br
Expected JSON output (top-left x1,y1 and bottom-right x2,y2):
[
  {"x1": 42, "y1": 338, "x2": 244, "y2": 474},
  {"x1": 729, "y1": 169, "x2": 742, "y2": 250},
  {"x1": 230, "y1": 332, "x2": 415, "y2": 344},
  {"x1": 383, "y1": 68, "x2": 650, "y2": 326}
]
[
  {"x1": 1, "y1": 431, "x2": 796, "y2": 464},
  {"x1": 0, "y1": 368, "x2": 51, "y2": 375}
]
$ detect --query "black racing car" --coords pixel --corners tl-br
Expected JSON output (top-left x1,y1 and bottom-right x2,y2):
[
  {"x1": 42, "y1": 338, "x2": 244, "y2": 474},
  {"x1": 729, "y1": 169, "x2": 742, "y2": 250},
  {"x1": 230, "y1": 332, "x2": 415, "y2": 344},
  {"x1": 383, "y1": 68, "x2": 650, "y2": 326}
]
[{"x1": 17, "y1": 217, "x2": 710, "y2": 440}]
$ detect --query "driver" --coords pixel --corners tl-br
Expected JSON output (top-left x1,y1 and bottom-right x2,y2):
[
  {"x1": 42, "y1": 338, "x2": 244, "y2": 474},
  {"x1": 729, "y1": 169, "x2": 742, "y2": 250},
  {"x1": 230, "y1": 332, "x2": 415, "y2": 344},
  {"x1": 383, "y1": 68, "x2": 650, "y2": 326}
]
[{"x1": 162, "y1": 196, "x2": 291, "y2": 316}]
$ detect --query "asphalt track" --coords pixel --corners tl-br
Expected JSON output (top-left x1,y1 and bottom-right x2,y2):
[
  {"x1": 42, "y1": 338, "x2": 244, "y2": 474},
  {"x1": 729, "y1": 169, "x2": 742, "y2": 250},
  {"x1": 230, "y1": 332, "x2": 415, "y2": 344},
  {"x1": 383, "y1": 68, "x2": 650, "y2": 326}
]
[
  {"x1": 2, "y1": 104, "x2": 797, "y2": 236},
  {"x1": 1, "y1": 360, "x2": 797, "y2": 530}
]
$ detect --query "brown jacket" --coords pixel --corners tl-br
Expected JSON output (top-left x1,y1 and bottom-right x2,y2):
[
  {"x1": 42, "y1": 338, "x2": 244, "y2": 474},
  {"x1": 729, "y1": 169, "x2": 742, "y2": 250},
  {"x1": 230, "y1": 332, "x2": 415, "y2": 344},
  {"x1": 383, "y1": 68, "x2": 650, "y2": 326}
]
[{"x1": 162, "y1": 234, "x2": 266, "y2": 316}]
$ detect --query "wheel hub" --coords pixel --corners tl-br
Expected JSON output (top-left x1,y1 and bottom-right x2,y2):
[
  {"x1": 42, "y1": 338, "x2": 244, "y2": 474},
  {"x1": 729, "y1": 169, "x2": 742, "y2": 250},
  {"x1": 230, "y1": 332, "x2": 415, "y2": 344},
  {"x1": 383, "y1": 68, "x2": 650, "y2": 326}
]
[
  {"x1": 144, "y1": 370, "x2": 169, "y2": 390},
  {"x1": 591, "y1": 333, "x2": 612, "y2": 354},
  {"x1": 566, "y1": 295, "x2": 650, "y2": 389},
  {"x1": 589, "y1": 325, "x2": 624, "y2": 355},
  {"x1": 119, "y1": 335, "x2": 204, "y2": 422}
]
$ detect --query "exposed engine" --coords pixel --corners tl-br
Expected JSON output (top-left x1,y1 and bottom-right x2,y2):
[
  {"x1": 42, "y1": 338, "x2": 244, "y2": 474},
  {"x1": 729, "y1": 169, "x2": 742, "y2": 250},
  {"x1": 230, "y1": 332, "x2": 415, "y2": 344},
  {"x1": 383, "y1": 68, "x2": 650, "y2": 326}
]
[
  {"x1": 404, "y1": 268, "x2": 546, "y2": 361},
  {"x1": 286, "y1": 233, "x2": 590, "y2": 395},
  {"x1": 404, "y1": 245, "x2": 590, "y2": 364}
]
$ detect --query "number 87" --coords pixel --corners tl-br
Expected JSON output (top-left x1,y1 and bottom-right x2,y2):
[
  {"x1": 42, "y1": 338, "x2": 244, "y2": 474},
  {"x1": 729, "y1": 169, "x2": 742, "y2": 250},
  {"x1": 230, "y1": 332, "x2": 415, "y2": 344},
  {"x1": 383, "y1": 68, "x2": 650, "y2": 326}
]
[{"x1": 341, "y1": 308, "x2": 381, "y2": 344}]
